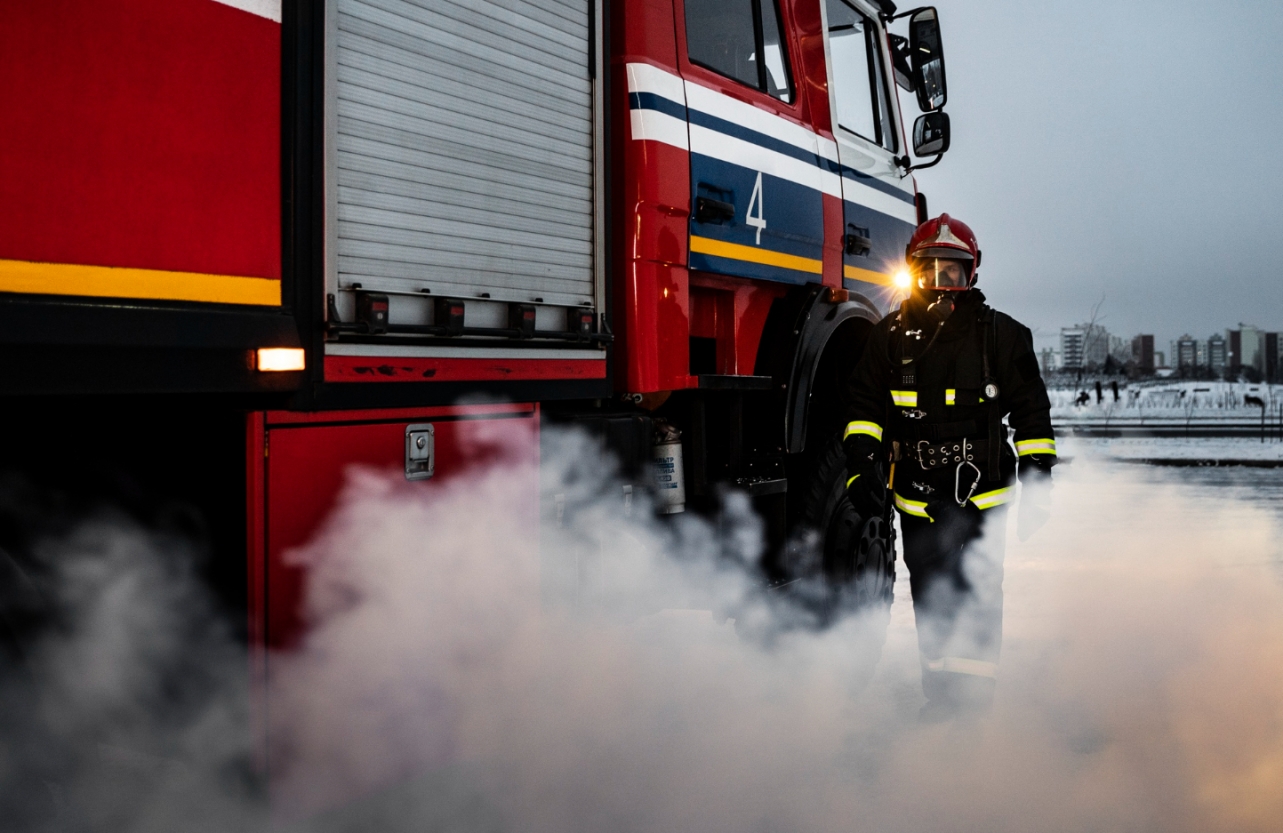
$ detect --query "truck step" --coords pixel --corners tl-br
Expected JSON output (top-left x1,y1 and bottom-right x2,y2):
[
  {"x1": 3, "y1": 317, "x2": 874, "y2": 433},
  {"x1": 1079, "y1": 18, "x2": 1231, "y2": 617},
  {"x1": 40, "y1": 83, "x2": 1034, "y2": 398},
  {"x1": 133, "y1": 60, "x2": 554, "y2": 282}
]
[{"x1": 698, "y1": 375, "x2": 774, "y2": 391}]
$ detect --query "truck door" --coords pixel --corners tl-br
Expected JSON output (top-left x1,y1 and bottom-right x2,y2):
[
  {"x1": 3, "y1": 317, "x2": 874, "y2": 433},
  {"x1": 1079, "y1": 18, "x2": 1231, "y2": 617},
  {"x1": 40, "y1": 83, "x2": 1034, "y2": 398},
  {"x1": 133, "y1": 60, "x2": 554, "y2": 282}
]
[
  {"x1": 680, "y1": 0, "x2": 827, "y2": 286},
  {"x1": 822, "y1": 0, "x2": 919, "y2": 305}
]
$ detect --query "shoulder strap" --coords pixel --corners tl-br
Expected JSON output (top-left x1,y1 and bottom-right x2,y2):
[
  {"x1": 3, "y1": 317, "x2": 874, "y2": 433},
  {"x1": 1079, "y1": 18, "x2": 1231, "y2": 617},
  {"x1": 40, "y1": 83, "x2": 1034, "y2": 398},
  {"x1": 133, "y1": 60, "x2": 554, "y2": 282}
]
[
  {"x1": 888, "y1": 304, "x2": 910, "y2": 386},
  {"x1": 980, "y1": 307, "x2": 1002, "y2": 479}
]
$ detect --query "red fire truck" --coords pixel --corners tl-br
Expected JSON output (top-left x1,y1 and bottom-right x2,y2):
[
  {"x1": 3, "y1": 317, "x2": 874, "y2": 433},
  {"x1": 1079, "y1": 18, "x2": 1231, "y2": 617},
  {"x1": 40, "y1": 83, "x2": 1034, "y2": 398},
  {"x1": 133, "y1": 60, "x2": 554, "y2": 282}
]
[{"x1": 0, "y1": 0, "x2": 951, "y2": 782}]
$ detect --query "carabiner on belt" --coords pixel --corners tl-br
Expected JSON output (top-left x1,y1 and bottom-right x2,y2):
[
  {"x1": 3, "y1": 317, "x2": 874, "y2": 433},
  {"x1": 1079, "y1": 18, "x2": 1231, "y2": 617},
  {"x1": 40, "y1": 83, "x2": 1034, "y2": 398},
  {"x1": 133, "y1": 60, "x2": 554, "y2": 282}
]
[{"x1": 954, "y1": 439, "x2": 982, "y2": 507}]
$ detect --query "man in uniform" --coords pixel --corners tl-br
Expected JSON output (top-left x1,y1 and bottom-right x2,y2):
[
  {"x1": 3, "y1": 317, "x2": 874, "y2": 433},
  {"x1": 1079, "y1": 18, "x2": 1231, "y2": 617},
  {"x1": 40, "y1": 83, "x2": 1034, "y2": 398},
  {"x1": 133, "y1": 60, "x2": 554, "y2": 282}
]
[{"x1": 842, "y1": 214, "x2": 1055, "y2": 721}]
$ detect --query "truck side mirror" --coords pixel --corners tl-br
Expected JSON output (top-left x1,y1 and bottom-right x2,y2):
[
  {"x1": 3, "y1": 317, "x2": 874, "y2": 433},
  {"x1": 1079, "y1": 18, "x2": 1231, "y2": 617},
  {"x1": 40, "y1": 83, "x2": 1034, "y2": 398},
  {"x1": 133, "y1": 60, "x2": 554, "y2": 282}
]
[
  {"x1": 909, "y1": 7, "x2": 947, "y2": 111},
  {"x1": 912, "y1": 111, "x2": 950, "y2": 156}
]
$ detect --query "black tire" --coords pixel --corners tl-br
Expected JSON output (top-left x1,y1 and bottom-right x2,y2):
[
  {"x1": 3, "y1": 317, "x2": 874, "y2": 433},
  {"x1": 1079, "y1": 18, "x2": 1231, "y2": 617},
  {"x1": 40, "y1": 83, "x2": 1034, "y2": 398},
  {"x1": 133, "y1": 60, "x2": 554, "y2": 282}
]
[{"x1": 790, "y1": 434, "x2": 896, "y2": 622}]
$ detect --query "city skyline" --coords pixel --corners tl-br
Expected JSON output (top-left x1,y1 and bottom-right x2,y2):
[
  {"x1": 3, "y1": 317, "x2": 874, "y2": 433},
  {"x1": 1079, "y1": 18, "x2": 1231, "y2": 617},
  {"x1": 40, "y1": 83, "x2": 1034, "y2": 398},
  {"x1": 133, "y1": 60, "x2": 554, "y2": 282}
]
[
  {"x1": 1042, "y1": 320, "x2": 1281, "y2": 382},
  {"x1": 1033, "y1": 318, "x2": 1283, "y2": 363}
]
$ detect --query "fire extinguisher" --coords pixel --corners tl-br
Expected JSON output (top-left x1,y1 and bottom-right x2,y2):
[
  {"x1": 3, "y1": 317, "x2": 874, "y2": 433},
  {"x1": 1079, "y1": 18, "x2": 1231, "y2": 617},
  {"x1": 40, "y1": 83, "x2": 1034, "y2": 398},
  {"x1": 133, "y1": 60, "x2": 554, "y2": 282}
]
[{"x1": 651, "y1": 420, "x2": 685, "y2": 515}]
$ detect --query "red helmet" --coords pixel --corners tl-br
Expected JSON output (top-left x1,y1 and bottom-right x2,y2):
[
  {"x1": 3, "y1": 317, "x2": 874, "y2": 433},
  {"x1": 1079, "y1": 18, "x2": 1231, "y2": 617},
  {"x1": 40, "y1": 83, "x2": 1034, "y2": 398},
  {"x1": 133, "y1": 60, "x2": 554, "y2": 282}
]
[{"x1": 905, "y1": 213, "x2": 981, "y2": 291}]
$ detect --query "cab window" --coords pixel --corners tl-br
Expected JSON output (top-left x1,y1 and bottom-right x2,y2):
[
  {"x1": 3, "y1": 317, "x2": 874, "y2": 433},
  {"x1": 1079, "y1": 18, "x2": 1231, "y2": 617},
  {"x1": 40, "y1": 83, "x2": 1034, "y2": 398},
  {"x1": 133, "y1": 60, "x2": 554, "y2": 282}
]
[
  {"x1": 686, "y1": 0, "x2": 794, "y2": 103},
  {"x1": 826, "y1": 0, "x2": 898, "y2": 151}
]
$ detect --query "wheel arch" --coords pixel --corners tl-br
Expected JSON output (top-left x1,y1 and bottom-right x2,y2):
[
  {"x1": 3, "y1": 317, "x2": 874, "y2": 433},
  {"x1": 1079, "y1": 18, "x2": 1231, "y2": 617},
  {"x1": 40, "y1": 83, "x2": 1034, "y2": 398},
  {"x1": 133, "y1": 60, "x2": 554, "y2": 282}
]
[
  {"x1": 775, "y1": 297, "x2": 881, "y2": 455},
  {"x1": 753, "y1": 285, "x2": 884, "y2": 455}
]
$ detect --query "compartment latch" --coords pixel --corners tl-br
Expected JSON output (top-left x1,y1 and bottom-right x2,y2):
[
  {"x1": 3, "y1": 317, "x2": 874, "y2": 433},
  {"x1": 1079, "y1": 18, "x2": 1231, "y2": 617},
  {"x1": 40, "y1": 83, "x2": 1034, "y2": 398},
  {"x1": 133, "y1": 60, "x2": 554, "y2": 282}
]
[{"x1": 405, "y1": 424, "x2": 435, "y2": 481}]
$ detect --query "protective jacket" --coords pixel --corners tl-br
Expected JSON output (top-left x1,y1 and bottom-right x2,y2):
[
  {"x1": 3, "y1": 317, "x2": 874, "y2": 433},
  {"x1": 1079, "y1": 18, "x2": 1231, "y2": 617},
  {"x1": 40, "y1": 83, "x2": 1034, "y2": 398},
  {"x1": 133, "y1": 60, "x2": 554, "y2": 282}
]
[{"x1": 842, "y1": 289, "x2": 1056, "y2": 518}]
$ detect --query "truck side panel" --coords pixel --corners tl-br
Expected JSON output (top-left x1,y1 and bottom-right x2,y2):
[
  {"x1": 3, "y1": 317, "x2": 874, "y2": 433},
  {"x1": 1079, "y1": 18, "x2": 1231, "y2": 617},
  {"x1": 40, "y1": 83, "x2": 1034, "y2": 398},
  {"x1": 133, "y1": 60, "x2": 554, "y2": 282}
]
[{"x1": 0, "y1": 0, "x2": 281, "y2": 305}]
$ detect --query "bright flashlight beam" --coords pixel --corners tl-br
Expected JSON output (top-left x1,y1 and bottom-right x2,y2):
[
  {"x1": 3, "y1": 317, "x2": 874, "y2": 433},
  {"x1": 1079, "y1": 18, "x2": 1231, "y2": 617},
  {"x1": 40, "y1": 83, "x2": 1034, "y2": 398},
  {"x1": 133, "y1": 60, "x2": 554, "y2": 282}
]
[{"x1": 893, "y1": 269, "x2": 911, "y2": 289}]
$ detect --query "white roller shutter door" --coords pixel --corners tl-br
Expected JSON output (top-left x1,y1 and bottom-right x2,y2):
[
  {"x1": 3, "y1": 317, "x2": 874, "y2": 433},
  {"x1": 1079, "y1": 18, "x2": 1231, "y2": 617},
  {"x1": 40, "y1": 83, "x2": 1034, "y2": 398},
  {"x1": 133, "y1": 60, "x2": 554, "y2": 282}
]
[{"x1": 332, "y1": 0, "x2": 595, "y2": 309}]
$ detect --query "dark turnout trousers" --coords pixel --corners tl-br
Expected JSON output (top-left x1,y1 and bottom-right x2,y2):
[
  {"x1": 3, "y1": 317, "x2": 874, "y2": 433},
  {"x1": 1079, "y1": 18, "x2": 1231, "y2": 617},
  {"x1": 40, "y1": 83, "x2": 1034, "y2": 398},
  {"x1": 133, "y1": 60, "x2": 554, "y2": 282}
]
[{"x1": 898, "y1": 501, "x2": 1008, "y2": 711}]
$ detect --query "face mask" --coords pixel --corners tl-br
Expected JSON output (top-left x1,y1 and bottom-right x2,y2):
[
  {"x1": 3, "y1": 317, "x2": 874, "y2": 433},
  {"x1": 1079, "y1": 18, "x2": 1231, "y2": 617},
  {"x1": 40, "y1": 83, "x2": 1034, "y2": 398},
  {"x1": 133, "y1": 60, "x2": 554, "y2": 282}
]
[
  {"x1": 913, "y1": 256, "x2": 972, "y2": 291},
  {"x1": 926, "y1": 294, "x2": 955, "y2": 323}
]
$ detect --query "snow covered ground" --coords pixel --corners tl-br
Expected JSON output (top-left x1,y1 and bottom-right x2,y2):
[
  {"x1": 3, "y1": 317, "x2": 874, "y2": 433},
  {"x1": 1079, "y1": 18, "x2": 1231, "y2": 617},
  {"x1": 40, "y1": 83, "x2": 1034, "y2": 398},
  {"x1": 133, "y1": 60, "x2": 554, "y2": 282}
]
[
  {"x1": 1060, "y1": 435, "x2": 1283, "y2": 464},
  {"x1": 1049, "y1": 380, "x2": 1282, "y2": 423},
  {"x1": 1051, "y1": 437, "x2": 1283, "y2": 533}
]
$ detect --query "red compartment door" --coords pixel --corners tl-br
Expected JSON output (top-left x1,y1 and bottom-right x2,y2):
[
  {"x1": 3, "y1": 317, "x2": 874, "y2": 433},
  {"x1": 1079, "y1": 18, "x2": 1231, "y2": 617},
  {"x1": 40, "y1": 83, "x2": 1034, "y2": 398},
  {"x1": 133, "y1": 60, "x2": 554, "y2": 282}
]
[{"x1": 247, "y1": 403, "x2": 539, "y2": 815}]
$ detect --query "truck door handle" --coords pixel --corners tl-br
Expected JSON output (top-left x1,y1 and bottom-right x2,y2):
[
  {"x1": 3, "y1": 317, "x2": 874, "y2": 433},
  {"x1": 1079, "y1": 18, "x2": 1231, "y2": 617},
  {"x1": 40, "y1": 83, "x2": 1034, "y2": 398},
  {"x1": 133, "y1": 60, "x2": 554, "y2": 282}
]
[
  {"x1": 845, "y1": 231, "x2": 872, "y2": 257},
  {"x1": 695, "y1": 196, "x2": 735, "y2": 225}
]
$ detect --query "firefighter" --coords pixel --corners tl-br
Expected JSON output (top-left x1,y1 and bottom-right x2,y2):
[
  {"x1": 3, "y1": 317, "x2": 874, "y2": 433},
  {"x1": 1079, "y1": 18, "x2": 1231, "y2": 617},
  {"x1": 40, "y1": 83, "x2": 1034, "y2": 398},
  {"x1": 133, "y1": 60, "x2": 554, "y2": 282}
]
[{"x1": 842, "y1": 214, "x2": 1055, "y2": 721}]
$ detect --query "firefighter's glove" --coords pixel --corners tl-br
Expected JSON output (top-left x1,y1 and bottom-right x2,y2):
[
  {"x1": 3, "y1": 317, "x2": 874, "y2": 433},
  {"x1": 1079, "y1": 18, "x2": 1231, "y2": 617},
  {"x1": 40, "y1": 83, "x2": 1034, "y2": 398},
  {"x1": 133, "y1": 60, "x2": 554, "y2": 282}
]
[
  {"x1": 846, "y1": 466, "x2": 887, "y2": 519},
  {"x1": 1017, "y1": 456, "x2": 1054, "y2": 542},
  {"x1": 844, "y1": 435, "x2": 886, "y2": 519}
]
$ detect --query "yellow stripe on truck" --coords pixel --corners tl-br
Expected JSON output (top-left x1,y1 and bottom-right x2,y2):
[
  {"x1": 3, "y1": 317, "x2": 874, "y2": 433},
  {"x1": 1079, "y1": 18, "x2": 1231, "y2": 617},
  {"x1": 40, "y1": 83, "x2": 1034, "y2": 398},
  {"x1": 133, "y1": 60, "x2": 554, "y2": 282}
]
[
  {"x1": 843, "y1": 264, "x2": 895, "y2": 286},
  {"x1": 689, "y1": 236, "x2": 823, "y2": 275},
  {"x1": 0, "y1": 258, "x2": 282, "y2": 306}
]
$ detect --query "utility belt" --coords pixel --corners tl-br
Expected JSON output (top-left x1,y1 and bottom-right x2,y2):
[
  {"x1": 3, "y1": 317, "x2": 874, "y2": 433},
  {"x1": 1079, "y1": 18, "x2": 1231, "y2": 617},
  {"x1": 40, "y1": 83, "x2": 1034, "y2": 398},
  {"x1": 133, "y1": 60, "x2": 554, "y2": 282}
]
[
  {"x1": 890, "y1": 418, "x2": 978, "y2": 443},
  {"x1": 895, "y1": 437, "x2": 992, "y2": 471}
]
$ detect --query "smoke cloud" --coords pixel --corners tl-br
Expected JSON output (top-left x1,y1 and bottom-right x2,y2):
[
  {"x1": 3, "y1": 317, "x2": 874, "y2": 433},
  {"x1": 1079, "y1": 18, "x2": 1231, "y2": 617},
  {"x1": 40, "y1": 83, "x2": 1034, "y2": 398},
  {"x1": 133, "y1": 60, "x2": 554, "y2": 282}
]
[{"x1": 2, "y1": 429, "x2": 1283, "y2": 832}]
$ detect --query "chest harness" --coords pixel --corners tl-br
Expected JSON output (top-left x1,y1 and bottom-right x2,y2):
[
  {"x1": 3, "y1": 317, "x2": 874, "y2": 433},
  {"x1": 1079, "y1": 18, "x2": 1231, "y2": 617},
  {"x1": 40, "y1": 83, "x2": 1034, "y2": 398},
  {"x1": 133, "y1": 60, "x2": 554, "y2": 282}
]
[{"x1": 889, "y1": 304, "x2": 1003, "y2": 506}]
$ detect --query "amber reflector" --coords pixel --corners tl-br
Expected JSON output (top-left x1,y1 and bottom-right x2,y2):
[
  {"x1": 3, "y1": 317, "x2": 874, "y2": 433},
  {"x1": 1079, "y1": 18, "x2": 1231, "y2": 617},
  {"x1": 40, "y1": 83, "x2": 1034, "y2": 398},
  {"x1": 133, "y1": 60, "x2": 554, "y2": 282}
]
[{"x1": 256, "y1": 348, "x2": 306, "y2": 372}]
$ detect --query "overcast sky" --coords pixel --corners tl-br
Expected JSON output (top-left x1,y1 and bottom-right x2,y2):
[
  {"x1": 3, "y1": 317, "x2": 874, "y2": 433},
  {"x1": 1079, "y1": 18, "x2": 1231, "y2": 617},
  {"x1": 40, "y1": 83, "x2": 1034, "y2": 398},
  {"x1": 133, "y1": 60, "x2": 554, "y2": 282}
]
[{"x1": 902, "y1": 0, "x2": 1283, "y2": 353}]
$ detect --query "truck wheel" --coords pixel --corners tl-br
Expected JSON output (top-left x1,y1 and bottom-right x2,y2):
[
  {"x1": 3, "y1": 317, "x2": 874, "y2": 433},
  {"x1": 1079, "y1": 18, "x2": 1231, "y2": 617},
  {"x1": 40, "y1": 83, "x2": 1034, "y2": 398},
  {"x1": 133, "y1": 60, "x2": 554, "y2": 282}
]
[{"x1": 792, "y1": 434, "x2": 896, "y2": 620}]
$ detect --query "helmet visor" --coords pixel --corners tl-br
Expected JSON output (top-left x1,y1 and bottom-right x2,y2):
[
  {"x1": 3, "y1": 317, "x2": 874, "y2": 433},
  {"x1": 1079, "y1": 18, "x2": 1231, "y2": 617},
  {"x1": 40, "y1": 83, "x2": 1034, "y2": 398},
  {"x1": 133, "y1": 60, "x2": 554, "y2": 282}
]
[{"x1": 914, "y1": 257, "x2": 971, "y2": 290}]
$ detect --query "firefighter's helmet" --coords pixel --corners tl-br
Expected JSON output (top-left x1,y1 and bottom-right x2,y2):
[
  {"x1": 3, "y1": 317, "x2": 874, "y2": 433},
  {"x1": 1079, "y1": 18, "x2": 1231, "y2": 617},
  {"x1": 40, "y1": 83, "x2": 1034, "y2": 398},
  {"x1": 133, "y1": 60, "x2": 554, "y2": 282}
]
[{"x1": 906, "y1": 213, "x2": 981, "y2": 291}]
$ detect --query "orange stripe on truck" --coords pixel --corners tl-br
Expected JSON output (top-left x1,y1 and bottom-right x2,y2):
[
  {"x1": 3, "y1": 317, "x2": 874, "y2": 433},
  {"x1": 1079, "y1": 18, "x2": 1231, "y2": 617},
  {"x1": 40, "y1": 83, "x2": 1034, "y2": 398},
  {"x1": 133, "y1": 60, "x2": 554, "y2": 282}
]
[
  {"x1": 689, "y1": 236, "x2": 823, "y2": 275},
  {"x1": 0, "y1": 258, "x2": 281, "y2": 306}
]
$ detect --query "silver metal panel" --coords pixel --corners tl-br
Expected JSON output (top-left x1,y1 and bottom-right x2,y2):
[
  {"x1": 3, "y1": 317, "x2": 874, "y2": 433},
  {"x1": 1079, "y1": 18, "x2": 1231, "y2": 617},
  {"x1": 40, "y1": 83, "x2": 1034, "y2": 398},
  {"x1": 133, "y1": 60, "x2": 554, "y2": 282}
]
[
  {"x1": 338, "y1": 250, "x2": 591, "y2": 296},
  {"x1": 337, "y1": 246, "x2": 590, "y2": 279},
  {"x1": 338, "y1": 236, "x2": 589, "y2": 277},
  {"x1": 355, "y1": 0, "x2": 584, "y2": 69},
  {"x1": 339, "y1": 1, "x2": 587, "y2": 95},
  {"x1": 338, "y1": 176, "x2": 591, "y2": 236},
  {"x1": 337, "y1": 43, "x2": 589, "y2": 131},
  {"x1": 337, "y1": 164, "x2": 589, "y2": 220},
  {"x1": 460, "y1": 0, "x2": 586, "y2": 33},
  {"x1": 337, "y1": 15, "x2": 586, "y2": 111},
  {"x1": 331, "y1": 0, "x2": 596, "y2": 316},
  {"x1": 338, "y1": 126, "x2": 591, "y2": 197},
  {"x1": 337, "y1": 208, "x2": 591, "y2": 263},
  {"x1": 338, "y1": 98, "x2": 586, "y2": 176},
  {"x1": 333, "y1": 263, "x2": 587, "y2": 305}
]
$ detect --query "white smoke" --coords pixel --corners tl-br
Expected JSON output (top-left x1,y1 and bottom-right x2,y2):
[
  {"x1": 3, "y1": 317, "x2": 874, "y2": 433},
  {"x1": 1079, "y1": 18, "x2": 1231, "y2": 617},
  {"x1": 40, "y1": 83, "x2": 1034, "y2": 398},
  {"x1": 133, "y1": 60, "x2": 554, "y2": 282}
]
[
  {"x1": 0, "y1": 513, "x2": 260, "y2": 832},
  {"x1": 2, "y1": 429, "x2": 1283, "y2": 832}
]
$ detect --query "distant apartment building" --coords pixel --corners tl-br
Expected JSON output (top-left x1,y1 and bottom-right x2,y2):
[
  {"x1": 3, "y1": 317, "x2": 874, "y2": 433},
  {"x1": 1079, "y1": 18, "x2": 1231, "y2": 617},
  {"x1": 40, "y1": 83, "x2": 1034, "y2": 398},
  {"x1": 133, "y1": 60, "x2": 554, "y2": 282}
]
[
  {"x1": 1240, "y1": 325, "x2": 1266, "y2": 373},
  {"x1": 1061, "y1": 323, "x2": 1109, "y2": 369},
  {"x1": 1174, "y1": 334, "x2": 1200, "y2": 371},
  {"x1": 1131, "y1": 334, "x2": 1154, "y2": 373},
  {"x1": 1267, "y1": 332, "x2": 1279, "y2": 382},
  {"x1": 1039, "y1": 347, "x2": 1059, "y2": 374},
  {"x1": 1060, "y1": 328, "x2": 1084, "y2": 370},
  {"x1": 1207, "y1": 332, "x2": 1228, "y2": 377},
  {"x1": 1154, "y1": 350, "x2": 1166, "y2": 369},
  {"x1": 1227, "y1": 325, "x2": 1269, "y2": 378},
  {"x1": 1108, "y1": 334, "x2": 1130, "y2": 366}
]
